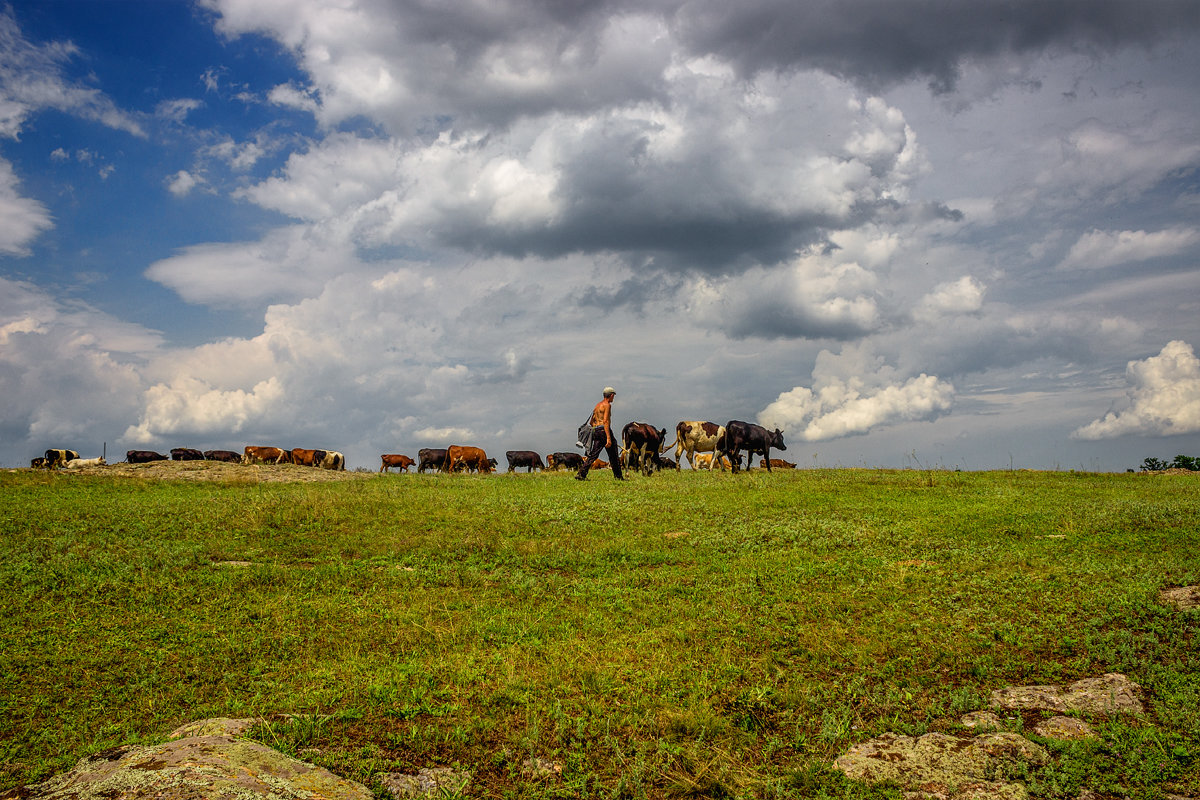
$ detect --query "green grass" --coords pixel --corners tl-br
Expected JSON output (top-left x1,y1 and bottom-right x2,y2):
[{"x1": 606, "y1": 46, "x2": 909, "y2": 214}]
[{"x1": 1, "y1": 468, "x2": 1197, "y2": 798}]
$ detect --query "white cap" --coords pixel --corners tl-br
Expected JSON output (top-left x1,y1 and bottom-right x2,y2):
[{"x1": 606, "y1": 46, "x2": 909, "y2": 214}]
[{"x1": 603, "y1": 386, "x2": 616, "y2": 394}]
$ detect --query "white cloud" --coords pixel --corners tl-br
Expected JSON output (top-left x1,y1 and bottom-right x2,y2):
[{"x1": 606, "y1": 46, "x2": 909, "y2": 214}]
[
  {"x1": 759, "y1": 345, "x2": 955, "y2": 440},
  {"x1": 1056, "y1": 227, "x2": 1200, "y2": 271},
  {"x1": 914, "y1": 276, "x2": 985, "y2": 321},
  {"x1": 0, "y1": 158, "x2": 52, "y2": 255},
  {"x1": 1072, "y1": 340, "x2": 1200, "y2": 439},
  {"x1": 124, "y1": 376, "x2": 285, "y2": 443},
  {"x1": 166, "y1": 170, "x2": 200, "y2": 196},
  {"x1": 156, "y1": 97, "x2": 203, "y2": 123}
]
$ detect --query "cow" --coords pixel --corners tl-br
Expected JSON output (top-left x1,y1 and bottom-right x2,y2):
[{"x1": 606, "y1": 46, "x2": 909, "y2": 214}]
[
  {"x1": 621, "y1": 422, "x2": 667, "y2": 475},
  {"x1": 320, "y1": 451, "x2": 345, "y2": 470},
  {"x1": 718, "y1": 420, "x2": 786, "y2": 473},
  {"x1": 380, "y1": 454, "x2": 415, "y2": 473},
  {"x1": 447, "y1": 445, "x2": 492, "y2": 474},
  {"x1": 171, "y1": 447, "x2": 205, "y2": 461},
  {"x1": 663, "y1": 421, "x2": 727, "y2": 469},
  {"x1": 505, "y1": 450, "x2": 545, "y2": 472},
  {"x1": 63, "y1": 457, "x2": 106, "y2": 469},
  {"x1": 203, "y1": 450, "x2": 242, "y2": 463},
  {"x1": 592, "y1": 460, "x2": 610, "y2": 469},
  {"x1": 291, "y1": 448, "x2": 328, "y2": 467},
  {"x1": 126, "y1": 450, "x2": 169, "y2": 464},
  {"x1": 547, "y1": 452, "x2": 585, "y2": 471},
  {"x1": 29, "y1": 457, "x2": 48, "y2": 469},
  {"x1": 418, "y1": 448, "x2": 450, "y2": 473},
  {"x1": 243, "y1": 446, "x2": 290, "y2": 465},
  {"x1": 761, "y1": 458, "x2": 796, "y2": 469},
  {"x1": 44, "y1": 449, "x2": 80, "y2": 468}
]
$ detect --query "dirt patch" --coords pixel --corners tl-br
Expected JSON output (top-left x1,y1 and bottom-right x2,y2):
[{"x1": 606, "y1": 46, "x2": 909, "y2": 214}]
[{"x1": 30, "y1": 460, "x2": 370, "y2": 484}]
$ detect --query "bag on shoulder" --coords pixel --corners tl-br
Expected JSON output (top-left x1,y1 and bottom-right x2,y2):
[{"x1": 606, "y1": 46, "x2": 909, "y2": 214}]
[{"x1": 577, "y1": 416, "x2": 595, "y2": 450}]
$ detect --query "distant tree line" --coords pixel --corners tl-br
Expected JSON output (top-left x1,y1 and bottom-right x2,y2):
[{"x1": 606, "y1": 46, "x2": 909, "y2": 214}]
[{"x1": 1140, "y1": 455, "x2": 1199, "y2": 472}]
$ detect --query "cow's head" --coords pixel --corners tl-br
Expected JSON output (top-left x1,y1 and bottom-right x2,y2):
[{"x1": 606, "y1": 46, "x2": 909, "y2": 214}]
[{"x1": 771, "y1": 428, "x2": 786, "y2": 450}]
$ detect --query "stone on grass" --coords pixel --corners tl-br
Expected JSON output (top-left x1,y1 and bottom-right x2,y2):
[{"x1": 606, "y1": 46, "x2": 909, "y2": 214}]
[
  {"x1": 990, "y1": 673, "x2": 1143, "y2": 715},
  {"x1": 167, "y1": 716, "x2": 260, "y2": 739},
  {"x1": 834, "y1": 731, "x2": 1048, "y2": 800},
  {"x1": 379, "y1": 767, "x2": 471, "y2": 799},
  {"x1": 8, "y1": 732, "x2": 372, "y2": 800},
  {"x1": 1032, "y1": 716, "x2": 1095, "y2": 740},
  {"x1": 960, "y1": 711, "x2": 1004, "y2": 730},
  {"x1": 1160, "y1": 586, "x2": 1200, "y2": 611}
]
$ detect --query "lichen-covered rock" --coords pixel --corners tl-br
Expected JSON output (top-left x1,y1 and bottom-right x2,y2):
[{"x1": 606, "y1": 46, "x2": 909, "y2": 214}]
[
  {"x1": 990, "y1": 673, "x2": 1143, "y2": 715},
  {"x1": 6, "y1": 734, "x2": 373, "y2": 799},
  {"x1": 167, "y1": 717, "x2": 260, "y2": 740},
  {"x1": 960, "y1": 712, "x2": 1004, "y2": 731},
  {"x1": 1160, "y1": 586, "x2": 1200, "y2": 611},
  {"x1": 379, "y1": 767, "x2": 471, "y2": 798},
  {"x1": 834, "y1": 732, "x2": 1048, "y2": 800},
  {"x1": 1032, "y1": 716, "x2": 1096, "y2": 740}
]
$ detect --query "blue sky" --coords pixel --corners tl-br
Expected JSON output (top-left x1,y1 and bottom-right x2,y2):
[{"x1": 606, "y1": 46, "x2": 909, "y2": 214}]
[{"x1": 2, "y1": 0, "x2": 1199, "y2": 471}]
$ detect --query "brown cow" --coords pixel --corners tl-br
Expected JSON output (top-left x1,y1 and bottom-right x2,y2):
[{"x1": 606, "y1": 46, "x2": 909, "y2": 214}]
[
  {"x1": 446, "y1": 445, "x2": 492, "y2": 474},
  {"x1": 243, "y1": 446, "x2": 290, "y2": 465},
  {"x1": 761, "y1": 458, "x2": 796, "y2": 469},
  {"x1": 291, "y1": 448, "x2": 327, "y2": 467},
  {"x1": 380, "y1": 454, "x2": 415, "y2": 473}
]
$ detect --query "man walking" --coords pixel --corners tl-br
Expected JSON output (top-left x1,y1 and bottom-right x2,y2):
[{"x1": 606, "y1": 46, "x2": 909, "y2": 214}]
[{"x1": 577, "y1": 387, "x2": 624, "y2": 480}]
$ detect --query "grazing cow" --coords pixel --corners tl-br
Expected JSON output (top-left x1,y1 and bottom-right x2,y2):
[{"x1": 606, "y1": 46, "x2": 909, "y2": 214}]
[
  {"x1": 719, "y1": 420, "x2": 786, "y2": 473},
  {"x1": 663, "y1": 421, "x2": 727, "y2": 469},
  {"x1": 126, "y1": 450, "x2": 168, "y2": 464},
  {"x1": 30, "y1": 457, "x2": 48, "y2": 469},
  {"x1": 291, "y1": 448, "x2": 328, "y2": 467},
  {"x1": 242, "y1": 445, "x2": 290, "y2": 465},
  {"x1": 380, "y1": 454, "x2": 415, "y2": 473},
  {"x1": 203, "y1": 450, "x2": 242, "y2": 463},
  {"x1": 418, "y1": 448, "x2": 450, "y2": 473},
  {"x1": 64, "y1": 457, "x2": 106, "y2": 469},
  {"x1": 320, "y1": 451, "x2": 345, "y2": 470},
  {"x1": 547, "y1": 452, "x2": 585, "y2": 471},
  {"x1": 171, "y1": 447, "x2": 205, "y2": 461},
  {"x1": 447, "y1": 445, "x2": 492, "y2": 474},
  {"x1": 761, "y1": 458, "x2": 796, "y2": 469},
  {"x1": 505, "y1": 450, "x2": 545, "y2": 472},
  {"x1": 44, "y1": 449, "x2": 80, "y2": 468},
  {"x1": 621, "y1": 422, "x2": 667, "y2": 475}
]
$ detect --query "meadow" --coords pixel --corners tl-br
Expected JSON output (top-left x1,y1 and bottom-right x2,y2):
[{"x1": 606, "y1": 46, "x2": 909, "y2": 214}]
[{"x1": 0, "y1": 467, "x2": 1197, "y2": 799}]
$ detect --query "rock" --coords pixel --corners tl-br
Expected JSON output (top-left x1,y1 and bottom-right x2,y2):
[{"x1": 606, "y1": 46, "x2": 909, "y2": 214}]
[
  {"x1": 1160, "y1": 586, "x2": 1200, "y2": 611},
  {"x1": 6, "y1": 733, "x2": 372, "y2": 799},
  {"x1": 167, "y1": 717, "x2": 260, "y2": 739},
  {"x1": 960, "y1": 712, "x2": 1004, "y2": 731},
  {"x1": 834, "y1": 731, "x2": 1048, "y2": 800},
  {"x1": 1032, "y1": 716, "x2": 1095, "y2": 740},
  {"x1": 379, "y1": 767, "x2": 471, "y2": 799},
  {"x1": 990, "y1": 673, "x2": 1143, "y2": 715}
]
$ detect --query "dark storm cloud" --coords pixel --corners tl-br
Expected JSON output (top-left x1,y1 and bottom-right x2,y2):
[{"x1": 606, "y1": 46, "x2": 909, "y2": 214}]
[{"x1": 673, "y1": 0, "x2": 1200, "y2": 92}]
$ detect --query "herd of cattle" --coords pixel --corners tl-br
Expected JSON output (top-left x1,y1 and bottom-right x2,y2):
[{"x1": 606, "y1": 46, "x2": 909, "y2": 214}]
[
  {"x1": 387, "y1": 420, "x2": 793, "y2": 476},
  {"x1": 31, "y1": 420, "x2": 794, "y2": 477}
]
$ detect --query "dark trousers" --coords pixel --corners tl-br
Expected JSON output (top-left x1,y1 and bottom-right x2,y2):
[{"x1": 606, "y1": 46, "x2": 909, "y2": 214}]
[{"x1": 579, "y1": 426, "x2": 624, "y2": 479}]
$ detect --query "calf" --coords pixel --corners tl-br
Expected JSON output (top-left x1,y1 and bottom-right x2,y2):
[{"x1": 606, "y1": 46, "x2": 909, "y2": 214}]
[
  {"x1": 761, "y1": 458, "x2": 796, "y2": 469},
  {"x1": 29, "y1": 457, "x2": 48, "y2": 469},
  {"x1": 63, "y1": 457, "x2": 106, "y2": 469},
  {"x1": 622, "y1": 422, "x2": 667, "y2": 475},
  {"x1": 547, "y1": 452, "x2": 585, "y2": 471},
  {"x1": 505, "y1": 450, "x2": 545, "y2": 472},
  {"x1": 380, "y1": 454, "x2": 415, "y2": 473}
]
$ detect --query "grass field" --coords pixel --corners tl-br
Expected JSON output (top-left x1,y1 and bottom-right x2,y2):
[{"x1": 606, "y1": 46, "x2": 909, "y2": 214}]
[{"x1": 1, "y1": 467, "x2": 1197, "y2": 799}]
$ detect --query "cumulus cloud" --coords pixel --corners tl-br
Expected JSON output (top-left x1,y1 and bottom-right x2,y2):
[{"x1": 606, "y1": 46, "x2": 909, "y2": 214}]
[
  {"x1": 1072, "y1": 340, "x2": 1200, "y2": 439},
  {"x1": 1056, "y1": 227, "x2": 1200, "y2": 271},
  {"x1": 166, "y1": 170, "x2": 201, "y2": 196},
  {"x1": 124, "y1": 376, "x2": 285, "y2": 443},
  {"x1": 914, "y1": 276, "x2": 985, "y2": 321},
  {"x1": 758, "y1": 345, "x2": 955, "y2": 440}
]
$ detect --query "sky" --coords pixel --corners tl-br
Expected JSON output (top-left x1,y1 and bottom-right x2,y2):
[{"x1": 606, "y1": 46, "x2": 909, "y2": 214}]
[{"x1": 2, "y1": 0, "x2": 1200, "y2": 472}]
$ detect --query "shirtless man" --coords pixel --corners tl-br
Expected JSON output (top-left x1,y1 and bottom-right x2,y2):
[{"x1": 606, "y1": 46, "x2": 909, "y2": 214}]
[{"x1": 576, "y1": 387, "x2": 625, "y2": 481}]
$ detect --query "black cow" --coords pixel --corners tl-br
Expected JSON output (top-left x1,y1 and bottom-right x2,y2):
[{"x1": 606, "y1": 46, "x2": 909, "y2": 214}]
[
  {"x1": 506, "y1": 450, "x2": 545, "y2": 472},
  {"x1": 171, "y1": 447, "x2": 205, "y2": 461},
  {"x1": 719, "y1": 420, "x2": 786, "y2": 473},
  {"x1": 622, "y1": 422, "x2": 667, "y2": 475},
  {"x1": 651, "y1": 454, "x2": 679, "y2": 471},
  {"x1": 126, "y1": 450, "x2": 169, "y2": 464},
  {"x1": 417, "y1": 448, "x2": 450, "y2": 473},
  {"x1": 204, "y1": 449, "x2": 243, "y2": 463},
  {"x1": 547, "y1": 452, "x2": 585, "y2": 471}
]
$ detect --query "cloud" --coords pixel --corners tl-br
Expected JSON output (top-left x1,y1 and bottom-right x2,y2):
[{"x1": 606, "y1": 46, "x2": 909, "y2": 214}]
[
  {"x1": 914, "y1": 276, "x2": 985, "y2": 321},
  {"x1": 0, "y1": 7, "x2": 144, "y2": 138},
  {"x1": 0, "y1": 158, "x2": 52, "y2": 255},
  {"x1": 156, "y1": 98, "x2": 203, "y2": 123},
  {"x1": 1056, "y1": 227, "x2": 1200, "y2": 271},
  {"x1": 124, "y1": 376, "x2": 285, "y2": 443},
  {"x1": 758, "y1": 345, "x2": 955, "y2": 440},
  {"x1": 1072, "y1": 340, "x2": 1200, "y2": 439},
  {"x1": 166, "y1": 170, "x2": 201, "y2": 197}
]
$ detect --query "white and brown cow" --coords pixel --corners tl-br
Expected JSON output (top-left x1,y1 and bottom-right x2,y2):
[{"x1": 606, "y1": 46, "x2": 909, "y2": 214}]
[{"x1": 663, "y1": 421, "x2": 727, "y2": 469}]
